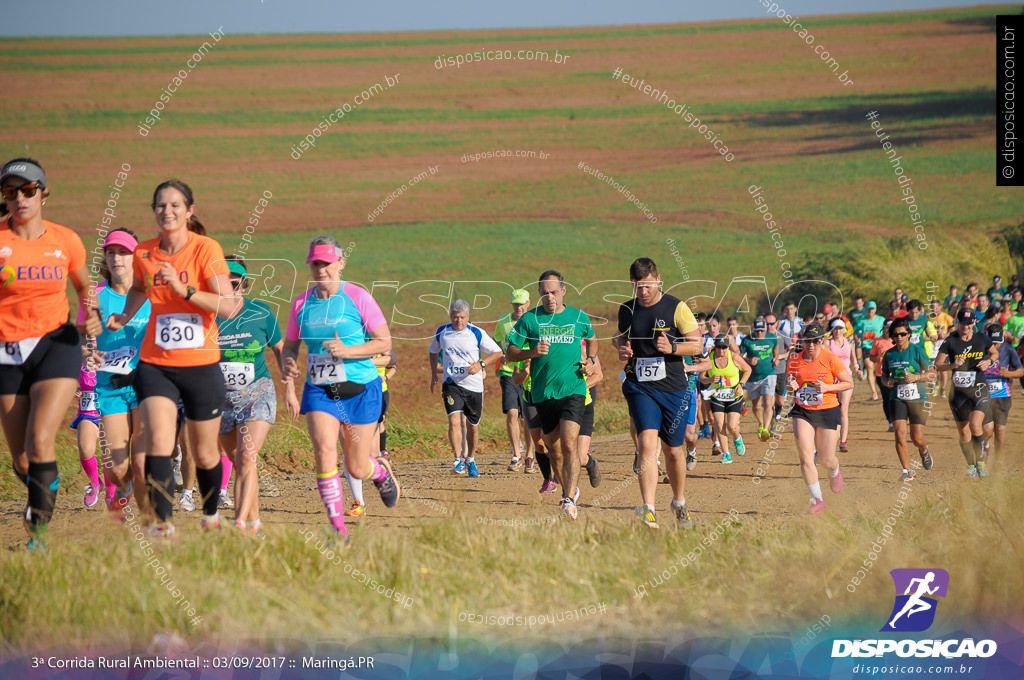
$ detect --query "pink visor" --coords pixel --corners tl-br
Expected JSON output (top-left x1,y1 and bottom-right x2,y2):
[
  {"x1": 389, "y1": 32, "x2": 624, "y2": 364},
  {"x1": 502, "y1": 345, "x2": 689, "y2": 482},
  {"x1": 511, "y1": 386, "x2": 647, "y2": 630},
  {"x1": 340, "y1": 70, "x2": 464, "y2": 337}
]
[
  {"x1": 306, "y1": 244, "x2": 340, "y2": 264},
  {"x1": 103, "y1": 230, "x2": 138, "y2": 252}
]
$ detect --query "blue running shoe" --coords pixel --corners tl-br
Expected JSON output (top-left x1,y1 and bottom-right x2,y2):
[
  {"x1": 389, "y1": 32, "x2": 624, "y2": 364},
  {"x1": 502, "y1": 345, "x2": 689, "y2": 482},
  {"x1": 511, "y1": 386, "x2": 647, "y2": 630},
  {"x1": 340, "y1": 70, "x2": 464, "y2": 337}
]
[
  {"x1": 453, "y1": 459, "x2": 466, "y2": 475},
  {"x1": 467, "y1": 460, "x2": 480, "y2": 477}
]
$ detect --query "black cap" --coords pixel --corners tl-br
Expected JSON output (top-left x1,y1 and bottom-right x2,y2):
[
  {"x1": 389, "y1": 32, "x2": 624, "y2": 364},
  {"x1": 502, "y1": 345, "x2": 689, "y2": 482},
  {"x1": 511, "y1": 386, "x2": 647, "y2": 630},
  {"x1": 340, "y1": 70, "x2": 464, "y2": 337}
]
[
  {"x1": 986, "y1": 324, "x2": 1004, "y2": 343},
  {"x1": 713, "y1": 333, "x2": 730, "y2": 349},
  {"x1": 956, "y1": 308, "x2": 975, "y2": 325},
  {"x1": 800, "y1": 322, "x2": 826, "y2": 340},
  {"x1": 900, "y1": 293, "x2": 909, "y2": 303},
  {"x1": 752, "y1": 317, "x2": 767, "y2": 332}
]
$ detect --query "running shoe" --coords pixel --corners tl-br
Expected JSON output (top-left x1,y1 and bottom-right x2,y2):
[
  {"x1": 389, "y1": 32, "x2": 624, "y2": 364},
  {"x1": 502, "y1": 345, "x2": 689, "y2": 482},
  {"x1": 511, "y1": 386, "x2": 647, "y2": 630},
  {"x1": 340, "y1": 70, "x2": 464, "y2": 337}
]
[
  {"x1": 700, "y1": 423, "x2": 712, "y2": 439},
  {"x1": 178, "y1": 490, "x2": 195, "y2": 512},
  {"x1": 345, "y1": 500, "x2": 366, "y2": 517},
  {"x1": 720, "y1": 451, "x2": 733, "y2": 464},
  {"x1": 977, "y1": 459, "x2": 988, "y2": 478},
  {"x1": 467, "y1": 460, "x2": 480, "y2": 478},
  {"x1": 379, "y1": 450, "x2": 390, "y2": 461},
  {"x1": 711, "y1": 443, "x2": 722, "y2": 457},
  {"x1": 233, "y1": 519, "x2": 247, "y2": 531},
  {"x1": 147, "y1": 522, "x2": 177, "y2": 540},
  {"x1": 632, "y1": 450, "x2": 641, "y2": 475},
  {"x1": 839, "y1": 442, "x2": 849, "y2": 453},
  {"x1": 201, "y1": 513, "x2": 222, "y2": 531},
  {"x1": 659, "y1": 465, "x2": 670, "y2": 484},
  {"x1": 560, "y1": 497, "x2": 578, "y2": 520},
  {"x1": 83, "y1": 483, "x2": 99, "y2": 508},
  {"x1": 900, "y1": 469, "x2": 915, "y2": 483},
  {"x1": 373, "y1": 456, "x2": 401, "y2": 507},
  {"x1": 686, "y1": 451, "x2": 697, "y2": 471},
  {"x1": 453, "y1": 459, "x2": 466, "y2": 475},
  {"x1": 920, "y1": 448, "x2": 933, "y2": 470},
  {"x1": 887, "y1": 423, "x2": 894, "y2": 433},
  {"x1": 637, "y1": 506, "x2": 658, "y2": 529},
  {"x1": 249, "y1": 518, "x2": 263, "y2": 534},
  {"x1": 829, "y1": 468, "x2": 844, "y2": 493},
  {"x1": 539, "y1": 480, "x2": 557, "y2": 493},
  {"x1": 672, "y1": 501, "x2": 693, "y2": 529},
  {"x1": 966, "y1": 464, "x2": 979, "y2": 481},
  {"x1": 871, "y1": 392, "x2": 879, "y2": 401},
  {"x1": 758, "y1": 426, "x2": 771, "y2": 442},
  {"x1": 172, "y1": 446, "x2": 183, "y2": 489},
  {"x1": 734, "y1": 438, "x2": 745, "y2": 456},
  {"x1": 507, "y1": 456, "x2": 523, "y2": 471},
  {"x1": 524, "y1": 457, "x2": 536, "y2": 474},
  {"x1": 585, "y1": 455, "x2": 602, "y2": 487},
  {"x1": 808, "y1": 498, "x2": 826, "y2": 514},
  {"x1": 218, "y1": 489, "x2": 233, "y2": 509}
]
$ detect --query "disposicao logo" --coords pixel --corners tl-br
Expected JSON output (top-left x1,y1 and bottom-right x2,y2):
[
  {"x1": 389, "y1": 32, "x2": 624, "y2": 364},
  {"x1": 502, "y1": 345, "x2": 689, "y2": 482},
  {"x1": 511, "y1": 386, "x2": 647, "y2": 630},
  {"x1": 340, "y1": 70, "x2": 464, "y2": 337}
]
[
  {"x1": 882, "y1": 568, "x2": 948, "y2": 632},
  {"x1": 832, "y1": 568, "x2": 997, "y2": 659}
]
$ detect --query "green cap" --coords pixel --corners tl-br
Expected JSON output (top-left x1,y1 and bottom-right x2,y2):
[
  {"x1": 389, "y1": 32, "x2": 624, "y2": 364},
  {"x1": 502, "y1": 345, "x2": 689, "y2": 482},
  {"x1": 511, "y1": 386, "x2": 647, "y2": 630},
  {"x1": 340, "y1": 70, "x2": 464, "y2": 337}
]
[
  {"x1": 227, "y1": 260, "x2": 247, "y2": 278},
  {"x1": 511, "y1": 289, "x2": 530, "y2": 305}
]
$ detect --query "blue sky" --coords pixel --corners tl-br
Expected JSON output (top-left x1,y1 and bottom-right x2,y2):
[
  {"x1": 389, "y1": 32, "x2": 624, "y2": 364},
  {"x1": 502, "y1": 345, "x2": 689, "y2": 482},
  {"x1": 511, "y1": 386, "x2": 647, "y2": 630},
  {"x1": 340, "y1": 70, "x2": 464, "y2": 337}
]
[{"x1": 0, "y1": 1, "x2": 1013, "y2": 37}]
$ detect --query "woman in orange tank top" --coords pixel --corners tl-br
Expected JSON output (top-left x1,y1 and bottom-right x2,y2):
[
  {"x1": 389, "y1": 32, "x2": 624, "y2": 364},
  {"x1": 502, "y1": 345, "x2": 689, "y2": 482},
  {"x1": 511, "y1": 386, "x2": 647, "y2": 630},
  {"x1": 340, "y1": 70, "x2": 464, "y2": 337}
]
[
  {"x1": 785, "y1": 322, "x2": 853, "y2": 515},
  {"x1": 0, "y1": 158, "x2": 103, "y2": 550}
]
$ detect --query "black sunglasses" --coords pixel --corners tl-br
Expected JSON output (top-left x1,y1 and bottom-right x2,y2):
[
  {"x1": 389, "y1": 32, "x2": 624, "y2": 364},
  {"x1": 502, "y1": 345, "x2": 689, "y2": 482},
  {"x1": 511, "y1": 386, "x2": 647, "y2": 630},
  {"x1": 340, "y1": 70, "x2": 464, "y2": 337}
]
[
  {"x1": 1, "y1": 183, "x2": 42, "y2": 200},
  {"x1": 892, "y1": 332, "x2": 910, "y2": 337},
  {"x1": 804, "y1": 338, "x2": 821, "y2": 345}
]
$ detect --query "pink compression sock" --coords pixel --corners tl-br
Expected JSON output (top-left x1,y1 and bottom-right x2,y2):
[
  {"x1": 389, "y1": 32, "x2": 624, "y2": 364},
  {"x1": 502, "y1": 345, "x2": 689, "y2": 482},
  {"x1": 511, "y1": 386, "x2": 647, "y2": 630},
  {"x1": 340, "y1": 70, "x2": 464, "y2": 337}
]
[
  {"x1": 316, "y1": 470, "x2": 347, "y2": 534},
  {"x1": 220, "y1": 454, "x2": 233, "y2": 491},
  {"x1": 81, "y1": 456, "x2": 101, "y2": 488}
]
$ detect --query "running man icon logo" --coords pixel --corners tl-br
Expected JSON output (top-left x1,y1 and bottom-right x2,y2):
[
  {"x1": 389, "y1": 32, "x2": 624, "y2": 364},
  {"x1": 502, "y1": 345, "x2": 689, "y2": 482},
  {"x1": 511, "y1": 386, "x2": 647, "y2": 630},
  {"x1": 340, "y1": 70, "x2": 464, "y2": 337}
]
[{"x1": 881, "y1": 568, "x2": 949, "y2": 632}]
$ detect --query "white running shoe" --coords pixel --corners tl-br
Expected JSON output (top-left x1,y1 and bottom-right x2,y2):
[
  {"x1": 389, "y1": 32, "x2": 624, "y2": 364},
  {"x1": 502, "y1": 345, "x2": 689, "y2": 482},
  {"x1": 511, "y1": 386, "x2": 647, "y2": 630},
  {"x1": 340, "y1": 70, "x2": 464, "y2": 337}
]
[
  {"x1": 172, "y1": 447, "x2": 183, "y2": 488},
  {"x1": 179, "y1": 490, "x2": 196, "y2": 512},
  {"x1": 218, "y1": 489, "x2": 233, "y2": 508}
]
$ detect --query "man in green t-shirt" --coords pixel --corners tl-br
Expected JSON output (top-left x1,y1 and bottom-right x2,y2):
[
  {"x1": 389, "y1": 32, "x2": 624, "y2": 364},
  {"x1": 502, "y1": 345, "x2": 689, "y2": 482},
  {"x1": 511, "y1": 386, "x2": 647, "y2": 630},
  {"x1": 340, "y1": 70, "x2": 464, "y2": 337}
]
[
  {"x1": 741, "y1": 317, "x2": 780, "y2": 442},
  {"x1": 854, "y1": 301, "x2": 885, "y2": 398},
  {"x1": 506, "y1": 270, "x2": 597, "y2": 520},
  {"x1": 905, "y1": 299, "x2": 933, "y2": 358},
  {"x1": 493, "y1": 288, "x2": 534, "y2": 472}
]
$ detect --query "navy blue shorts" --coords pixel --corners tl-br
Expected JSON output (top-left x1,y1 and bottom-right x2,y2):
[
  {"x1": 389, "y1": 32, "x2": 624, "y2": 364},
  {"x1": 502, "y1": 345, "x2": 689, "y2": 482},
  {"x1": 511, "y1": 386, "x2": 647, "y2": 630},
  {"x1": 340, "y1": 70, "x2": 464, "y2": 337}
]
[
  {"x1": 622, "y1": 379, "x2": 691, "y2": 448},
  {"x1": 301, "y1": 376, "x2": 382, "y2": 425}
]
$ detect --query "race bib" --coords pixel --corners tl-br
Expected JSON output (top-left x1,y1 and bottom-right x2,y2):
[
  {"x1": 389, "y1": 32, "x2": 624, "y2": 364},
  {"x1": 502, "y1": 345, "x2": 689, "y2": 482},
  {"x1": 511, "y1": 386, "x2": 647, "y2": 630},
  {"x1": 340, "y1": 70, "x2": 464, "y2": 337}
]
[
  {"x1": 714, "y1": 387, "x2": 738, "y2": 401},
  {"x1": 448, "y1": 363, "x2": 470, "y2": 379},
  {"x1": 988, "y1": 381, "x2": 1003, "y2": 393},
  {"x1": 910, "y1": 333, "x2": 922, "y2": 344},
  {"x1": 80, "y1": 391, "x2": 98, "y2": 413},
  {"x1": 98, "y1": 346, "x2": 137, "y2": 375},
  {"x1": 797, "y1": 385, "x2": 823, "y2": 407},
  {"x1": 896, "y1": 383, "x2": 920, "y2": 400},
  {"x1": 0, "y1": 337, "x2": 41, "y2": 366},
  {"x1": 635, "y1": 357, "x2": 666, "y2": 382},
  {"x1": 219, "y1": 361, "x2": 255, "y2": 391},
  {"x1": 155, "y1": 314, "x2": 204, "y2": 350},
  {"x1": 952, "y1": 371, "x2": 976, "y2": 388},
  {"x1": 308, "y1": 353, "x2": 347, "y2": 386}
]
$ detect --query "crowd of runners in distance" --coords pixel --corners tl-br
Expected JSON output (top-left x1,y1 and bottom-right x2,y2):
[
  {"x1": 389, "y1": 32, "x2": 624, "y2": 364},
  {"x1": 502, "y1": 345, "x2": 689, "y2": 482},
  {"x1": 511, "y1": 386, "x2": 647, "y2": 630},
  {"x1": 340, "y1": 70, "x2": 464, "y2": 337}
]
[{"x1": 2, "y1": 158, "x2": 1021, "y2": 550}]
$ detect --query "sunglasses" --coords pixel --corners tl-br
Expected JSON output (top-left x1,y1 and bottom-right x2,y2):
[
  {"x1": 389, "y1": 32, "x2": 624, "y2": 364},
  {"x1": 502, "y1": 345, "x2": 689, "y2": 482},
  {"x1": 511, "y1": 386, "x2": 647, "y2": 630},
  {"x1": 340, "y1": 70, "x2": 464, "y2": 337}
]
[
  {"x1": 804, "y1": 339, "x2": 821, "y2": 345},
  {"x1": 1, "y1": 183, "x2": 42, "y2": 200},
  {"x1": 892, "y1": 332, "x2": 910, "y2": 337},
  {"x1": 230, "y1": 277, "x2": 246, "y2": 290}
]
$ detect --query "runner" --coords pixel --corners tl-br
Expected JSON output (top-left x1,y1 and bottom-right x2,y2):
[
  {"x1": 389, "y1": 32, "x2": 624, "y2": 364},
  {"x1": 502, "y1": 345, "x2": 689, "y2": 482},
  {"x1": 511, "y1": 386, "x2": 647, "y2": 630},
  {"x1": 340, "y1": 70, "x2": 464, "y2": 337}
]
[
  {"x1": 345, "y1": 350, "x2": 397, "y2": 517},
  {"x1": 741, "y1": 317, "x2": 778, "y2": 442},
  {"x1": 871, "y1": 319, "x2": 896, "y2": 432},
  {"x1": 934, "y1": 307, "x2": 999, "y2": 481},
  {"x1": 929, "y1": 298, "x2": 953, "y2": 398},
  {"x1": 612, "y1": 257, "x2": 701, "y2": 528},
  {"x1": 506, "y1": 270, "x2": 597, "y2": 520},
  {"x1": 855, "y1": 301, "x2": 885, "y2": 399},
  {"x1": 701, "y1": 334, "x2": 751, "y2": 465},
  {"x1": 682, "y1": 350, "x2": 712, "y2": 470},
  {"x1": 217, "y1": 256, "x2": 296, "y2": 532},
  {"x1": 1003, "y1": 300, "x2": 1024, "y2": 396},
  {"x1": 778, "y1": 301, "x2": 804, "y2": 339},
  {"x1": 726, "y1": 316, "x2": 745, "y2": 347},
  {"x1": 71, "y1": 364, "x2": 105, "y2": 507},
  {"x1": 785, "y1": 322, "x2": 854, "y2": 514},
  {"x1": 880, "y1": 318, "x2": 935, "y2": 481},
  {"x1": 827, "y1": 318, "x2": 858, "y2": 452},
  {"x1": 576, "y1": 339, "x2": 604, "y2": 489},
  {"x1": 766, "y1": 313, "x2": 793, "y2": 432},
  {"x1": 493, "y1": 289, "x2": 533, "y2": 471},
  {"x1": 86, "y1": 228, "x2": 151, "y2": 520},
  {"x1": 981, "y1": 323, "x2": 1023, "y2": 468},
  {"x1": 848, "y1": 296, "x2": 868, "y2": 384},
  {"x1": 105, "y1": 179, "x2": 242, "y2": 537},
  {"x1": 428, "y1": 299, "x2": 502, "y2": 478},
  {"x1": 280, "y1": 236, "x2": 400, "y2": 545},
  {"x1": 694, "y1": 311, "x2": 714, "y2": 440},
  {"x1": 987, "y1": 275, "x2": 1006, "y2": 302},
  {"x1": 0, "y1": 158, "x2": 102, "y2": 549},
  {"x1": 942, "y1": 285, "x2": 959, "y2": 312}
]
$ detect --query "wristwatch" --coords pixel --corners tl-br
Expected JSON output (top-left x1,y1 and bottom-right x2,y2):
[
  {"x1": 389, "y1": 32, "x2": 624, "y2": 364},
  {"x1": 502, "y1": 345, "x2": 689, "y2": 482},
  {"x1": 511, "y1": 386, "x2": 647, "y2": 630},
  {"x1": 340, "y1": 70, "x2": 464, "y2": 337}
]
[
  {"x1": 670, "y1": 340, "x2": 678, "y2": 355},
  {"x1": 184, "y1": 286, "x2": 197, "y2": 301}
]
